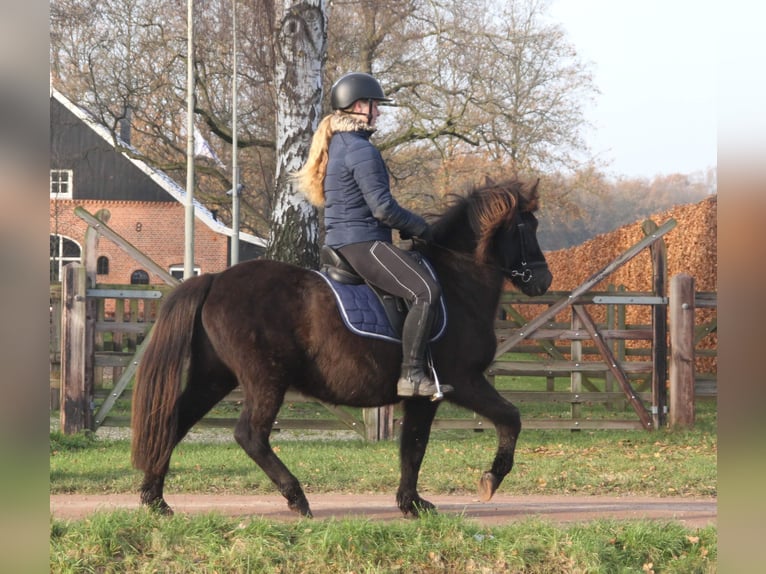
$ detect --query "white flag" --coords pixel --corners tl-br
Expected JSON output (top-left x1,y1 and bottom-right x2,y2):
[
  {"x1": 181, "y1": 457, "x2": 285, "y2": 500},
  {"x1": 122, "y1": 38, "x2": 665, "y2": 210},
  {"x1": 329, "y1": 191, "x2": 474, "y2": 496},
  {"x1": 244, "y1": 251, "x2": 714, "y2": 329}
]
[{"x1": 193, "y1": 124, "x2": 225, "y2": 167}]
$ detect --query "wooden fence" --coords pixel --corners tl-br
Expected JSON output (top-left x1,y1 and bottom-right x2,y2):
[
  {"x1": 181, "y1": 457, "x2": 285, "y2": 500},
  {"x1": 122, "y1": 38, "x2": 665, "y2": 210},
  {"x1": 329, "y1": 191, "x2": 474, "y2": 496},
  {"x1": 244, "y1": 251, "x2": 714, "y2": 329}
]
[
  {"x1": 483, "y1": 280, "x2": 716, "y2": 431},
  {"x1": 50, "y1": 276, "x2": 716, "y2": 437},
  {"x1": 50, "y1": 212, "x2": 717, "y2": 438}
]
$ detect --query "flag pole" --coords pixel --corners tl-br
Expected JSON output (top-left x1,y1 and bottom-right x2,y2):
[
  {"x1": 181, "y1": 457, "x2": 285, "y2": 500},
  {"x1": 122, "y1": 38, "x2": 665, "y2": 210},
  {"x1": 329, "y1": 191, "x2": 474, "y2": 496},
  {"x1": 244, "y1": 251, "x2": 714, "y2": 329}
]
[
  {"x1": 184, "y1": 0, "x2": 195, "y2": 279},
  {"x1": 230, "y1": 0, "x2": 240, "y2": 265}
]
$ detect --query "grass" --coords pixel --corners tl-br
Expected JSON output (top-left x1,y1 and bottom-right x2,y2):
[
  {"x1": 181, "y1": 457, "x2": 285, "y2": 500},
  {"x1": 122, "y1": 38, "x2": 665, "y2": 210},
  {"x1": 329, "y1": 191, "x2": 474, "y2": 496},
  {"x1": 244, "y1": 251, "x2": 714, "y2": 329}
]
[
  {"x1": 50, "y1": 397, "x2": 717, "y2": 572},
  {"x1": 50, "y1": 511, "x2": 716, "y2": 573},
  {"x1": 50, "y1": 401, "x2": 717, "y2": 498}
]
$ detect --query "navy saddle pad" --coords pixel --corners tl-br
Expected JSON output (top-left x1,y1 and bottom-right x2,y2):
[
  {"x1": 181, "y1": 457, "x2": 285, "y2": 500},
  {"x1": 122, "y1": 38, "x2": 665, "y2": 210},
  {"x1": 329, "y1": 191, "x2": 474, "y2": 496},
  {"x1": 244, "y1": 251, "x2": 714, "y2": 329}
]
[{"x1": 315, "y1": 270, "x2": 447, "y2": 343}]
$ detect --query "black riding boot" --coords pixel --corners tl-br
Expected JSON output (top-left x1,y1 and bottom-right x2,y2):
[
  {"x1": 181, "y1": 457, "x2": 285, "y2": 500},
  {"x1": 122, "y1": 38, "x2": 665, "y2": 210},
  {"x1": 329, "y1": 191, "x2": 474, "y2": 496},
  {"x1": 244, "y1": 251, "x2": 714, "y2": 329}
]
[{"x1": 397, "y1": 301, "x2": 439, "y2": 397}]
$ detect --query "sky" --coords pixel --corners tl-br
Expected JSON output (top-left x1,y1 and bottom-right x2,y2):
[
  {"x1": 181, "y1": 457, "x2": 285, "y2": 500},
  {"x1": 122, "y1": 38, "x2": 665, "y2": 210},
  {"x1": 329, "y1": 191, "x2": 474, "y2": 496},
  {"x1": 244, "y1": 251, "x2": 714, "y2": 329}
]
[{"x1": 548, "y1": 0, "x2": 717, "y2": 179}]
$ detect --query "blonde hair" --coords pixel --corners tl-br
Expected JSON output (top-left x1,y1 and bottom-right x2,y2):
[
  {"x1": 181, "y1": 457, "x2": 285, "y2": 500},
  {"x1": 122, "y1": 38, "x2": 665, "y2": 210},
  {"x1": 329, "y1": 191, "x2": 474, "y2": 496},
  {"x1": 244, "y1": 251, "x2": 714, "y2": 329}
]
[{"x1": 293, "y1": 114, "x2": 335, "y2": 206}]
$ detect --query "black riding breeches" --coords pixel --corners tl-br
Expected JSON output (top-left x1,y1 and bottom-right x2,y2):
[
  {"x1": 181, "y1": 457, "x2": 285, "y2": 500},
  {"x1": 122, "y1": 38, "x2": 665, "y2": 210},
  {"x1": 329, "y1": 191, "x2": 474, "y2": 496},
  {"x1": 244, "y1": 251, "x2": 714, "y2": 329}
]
[{"x1": 338, "y1": 241, "x2": 441, "y2": 305}]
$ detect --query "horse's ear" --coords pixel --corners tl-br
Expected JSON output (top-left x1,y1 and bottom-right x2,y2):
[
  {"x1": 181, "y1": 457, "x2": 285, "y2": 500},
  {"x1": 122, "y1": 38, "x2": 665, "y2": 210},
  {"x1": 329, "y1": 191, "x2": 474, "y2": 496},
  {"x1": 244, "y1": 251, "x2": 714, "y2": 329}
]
[
  {"x1": 530, "y1": 177, "x2": 540, "y2": 197},
  {"x1": 522, "y1": 178, "x2": 541, "y2": 211}
]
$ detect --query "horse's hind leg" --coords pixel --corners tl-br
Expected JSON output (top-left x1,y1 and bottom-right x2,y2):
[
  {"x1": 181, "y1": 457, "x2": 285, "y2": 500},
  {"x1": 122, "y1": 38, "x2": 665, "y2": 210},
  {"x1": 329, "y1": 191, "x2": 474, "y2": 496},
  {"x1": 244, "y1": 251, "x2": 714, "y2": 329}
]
[
  {"x1": 234, "y1": 403, "x2": 312, "y2": 517},
  {"x1": 140, "y1": 364, "x2": 238, "y2": 514},
  {"x1": 396, "y1": 398, "x2": 439, "y2": 517},
  {"x1": 140, "y1": 462, "x2": 173, "y2": 515}
]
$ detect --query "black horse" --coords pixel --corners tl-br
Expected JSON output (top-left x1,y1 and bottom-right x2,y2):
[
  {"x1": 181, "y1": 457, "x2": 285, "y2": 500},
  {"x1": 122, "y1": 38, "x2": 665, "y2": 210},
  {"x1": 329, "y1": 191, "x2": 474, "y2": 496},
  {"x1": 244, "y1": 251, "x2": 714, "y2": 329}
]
[{"x1": 131, "y1": 177, "x2": 552, "y2": 517}]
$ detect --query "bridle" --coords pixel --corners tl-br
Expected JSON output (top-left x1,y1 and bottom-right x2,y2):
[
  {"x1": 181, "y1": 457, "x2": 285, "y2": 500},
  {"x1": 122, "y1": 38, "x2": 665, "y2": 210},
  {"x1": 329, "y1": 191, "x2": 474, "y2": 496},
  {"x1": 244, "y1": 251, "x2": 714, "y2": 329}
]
[
  {"x1": 509, "y1": 209, "x2": 536, "y2": 283},
  {"x1": 416, "y1": 208, "x2": 546, "y2": 284}
]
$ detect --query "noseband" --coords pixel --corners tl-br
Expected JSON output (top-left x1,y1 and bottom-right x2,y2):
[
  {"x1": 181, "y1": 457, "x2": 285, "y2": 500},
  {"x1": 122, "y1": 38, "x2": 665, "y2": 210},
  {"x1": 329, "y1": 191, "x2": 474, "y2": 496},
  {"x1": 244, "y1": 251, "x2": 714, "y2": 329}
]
[{"x1": 507, "y1": 209, "x2": 545, "y2": 283}]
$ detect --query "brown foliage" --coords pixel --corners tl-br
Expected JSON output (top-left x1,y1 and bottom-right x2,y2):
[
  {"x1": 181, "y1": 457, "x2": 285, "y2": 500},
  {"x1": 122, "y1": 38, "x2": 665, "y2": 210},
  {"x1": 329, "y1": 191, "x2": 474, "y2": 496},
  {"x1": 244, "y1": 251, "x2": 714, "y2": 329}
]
[
  {"x1": 545, "y1": 195, "x2": 717, "y2": 293},
  {"x1": 542, "y1": 196, "x2": 717, "y2": 373}
]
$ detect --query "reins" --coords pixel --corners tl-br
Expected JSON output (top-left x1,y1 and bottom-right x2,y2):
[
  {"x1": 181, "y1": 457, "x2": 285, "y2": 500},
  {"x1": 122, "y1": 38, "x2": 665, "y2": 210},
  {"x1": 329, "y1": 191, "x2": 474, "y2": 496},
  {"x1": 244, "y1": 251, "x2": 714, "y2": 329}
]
[{"x1": 423, "y1": 241, "x2": 539, "y2": 283}]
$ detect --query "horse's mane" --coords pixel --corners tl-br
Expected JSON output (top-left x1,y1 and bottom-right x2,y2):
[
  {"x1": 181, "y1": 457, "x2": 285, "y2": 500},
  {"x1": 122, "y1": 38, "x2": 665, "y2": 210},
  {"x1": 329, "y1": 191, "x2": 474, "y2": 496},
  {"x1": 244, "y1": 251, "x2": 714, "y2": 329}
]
[{"x1": 430, "y1": 178, "x2": 538, "y2": 264}]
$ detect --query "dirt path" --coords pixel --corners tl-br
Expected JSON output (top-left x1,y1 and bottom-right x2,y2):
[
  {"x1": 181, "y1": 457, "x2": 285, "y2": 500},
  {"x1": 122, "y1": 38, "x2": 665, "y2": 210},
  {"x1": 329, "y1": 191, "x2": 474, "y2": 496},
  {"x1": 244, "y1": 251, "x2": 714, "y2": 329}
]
[{"x1": 50, "y1": 493, "x2": 716, "y2": 528}]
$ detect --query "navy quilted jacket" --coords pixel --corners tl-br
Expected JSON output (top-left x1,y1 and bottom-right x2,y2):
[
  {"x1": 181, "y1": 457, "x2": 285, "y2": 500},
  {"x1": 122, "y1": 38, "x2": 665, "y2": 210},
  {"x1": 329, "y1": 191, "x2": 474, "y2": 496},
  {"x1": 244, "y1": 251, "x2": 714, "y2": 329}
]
[{"x1": 324, "y1": 127, "x2": 429, "y2": 248}]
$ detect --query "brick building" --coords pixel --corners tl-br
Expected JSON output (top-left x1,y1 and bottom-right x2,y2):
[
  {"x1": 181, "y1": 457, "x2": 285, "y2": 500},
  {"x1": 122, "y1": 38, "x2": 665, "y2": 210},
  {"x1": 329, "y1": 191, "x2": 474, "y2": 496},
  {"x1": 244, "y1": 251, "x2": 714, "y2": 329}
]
[{"x1": 49, "y1": 87, "x2": 265, "y2": 284}]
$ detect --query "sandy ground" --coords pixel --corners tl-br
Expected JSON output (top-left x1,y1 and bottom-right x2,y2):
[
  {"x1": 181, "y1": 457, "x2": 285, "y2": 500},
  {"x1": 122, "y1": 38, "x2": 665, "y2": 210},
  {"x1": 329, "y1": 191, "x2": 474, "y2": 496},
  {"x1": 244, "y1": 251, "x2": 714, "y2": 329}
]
[{"x1": 50, "y1": 493, "x2": 716, "y2": 528}]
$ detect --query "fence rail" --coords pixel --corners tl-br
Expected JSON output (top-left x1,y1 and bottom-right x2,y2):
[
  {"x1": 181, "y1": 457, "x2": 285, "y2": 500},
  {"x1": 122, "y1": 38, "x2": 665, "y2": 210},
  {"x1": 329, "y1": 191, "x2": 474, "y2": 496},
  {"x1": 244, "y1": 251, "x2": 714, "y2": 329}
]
[
  {"x1": 50, "y1": 213, "x2": 716, "y2": 438},
  {"x1": 51, "y1": 280, "x2": 717, "y2": 436}
]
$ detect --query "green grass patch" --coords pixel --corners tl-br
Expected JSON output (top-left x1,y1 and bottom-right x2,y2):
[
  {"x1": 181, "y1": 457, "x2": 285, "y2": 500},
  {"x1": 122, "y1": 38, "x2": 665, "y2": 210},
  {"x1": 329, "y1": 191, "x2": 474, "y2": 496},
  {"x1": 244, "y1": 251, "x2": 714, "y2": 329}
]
[
  {"x1": 51, "y1": 402, "x2": 717, "y2": 571},
  {"x1": 50, "y1": 511, "x2": 716, "y2": 573},
  {"x1": 50, "y1": 402, "x2": 716, "y2": 498}
]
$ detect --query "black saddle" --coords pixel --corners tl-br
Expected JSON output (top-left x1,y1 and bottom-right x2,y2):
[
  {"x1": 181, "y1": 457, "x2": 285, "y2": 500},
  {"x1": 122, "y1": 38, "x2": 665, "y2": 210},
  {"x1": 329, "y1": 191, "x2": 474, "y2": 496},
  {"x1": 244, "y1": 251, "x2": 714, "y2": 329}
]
[
  {"x1": 320, "y1": 245, "x2": 408, "y2": 334},
  {"x1": 320, "y1": 245, "x2": 365, "y2": 285}
]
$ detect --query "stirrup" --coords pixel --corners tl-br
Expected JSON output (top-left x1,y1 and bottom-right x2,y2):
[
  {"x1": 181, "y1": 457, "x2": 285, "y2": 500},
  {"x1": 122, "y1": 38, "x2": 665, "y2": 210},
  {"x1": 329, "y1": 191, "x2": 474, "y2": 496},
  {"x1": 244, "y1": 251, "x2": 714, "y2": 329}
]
[
  {"x1": 397, "y1": 355, "x2": 450, "y2": 401},
  {"x1": 425, "y1": 352, "x2": 454, "y2": 400}
]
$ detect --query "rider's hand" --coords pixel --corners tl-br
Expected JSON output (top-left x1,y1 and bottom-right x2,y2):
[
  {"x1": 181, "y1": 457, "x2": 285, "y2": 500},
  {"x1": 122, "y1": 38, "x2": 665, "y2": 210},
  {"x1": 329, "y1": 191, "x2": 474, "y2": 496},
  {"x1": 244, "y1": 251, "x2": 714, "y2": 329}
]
[
  {"x1": 417, "y1": 225, "x2": 434, "y2": 242},
  {"x1": 400, "y1": 225, "x2": 432, "y2": 242}
]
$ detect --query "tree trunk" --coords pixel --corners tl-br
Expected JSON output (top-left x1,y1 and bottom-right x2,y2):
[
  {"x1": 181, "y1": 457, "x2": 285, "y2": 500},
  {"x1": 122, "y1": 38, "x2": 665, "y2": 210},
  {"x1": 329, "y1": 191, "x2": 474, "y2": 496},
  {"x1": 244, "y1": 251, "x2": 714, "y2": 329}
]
[{"x1": 267, "y1": 0, "x2": 327, "y2": 268}]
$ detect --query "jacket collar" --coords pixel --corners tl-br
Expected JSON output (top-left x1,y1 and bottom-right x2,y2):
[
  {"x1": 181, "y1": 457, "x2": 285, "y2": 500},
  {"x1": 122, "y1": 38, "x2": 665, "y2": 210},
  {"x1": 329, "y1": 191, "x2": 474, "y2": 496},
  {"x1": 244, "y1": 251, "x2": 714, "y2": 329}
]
[{"x1": 330, "y1": 111, "x2": 376, "y2": 135}]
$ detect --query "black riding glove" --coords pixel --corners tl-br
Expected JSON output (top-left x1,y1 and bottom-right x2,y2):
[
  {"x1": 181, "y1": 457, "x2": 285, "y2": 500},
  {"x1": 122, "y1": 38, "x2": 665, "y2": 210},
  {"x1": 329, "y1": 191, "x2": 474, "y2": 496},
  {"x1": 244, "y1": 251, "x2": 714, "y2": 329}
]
[{"x1": 400, "y1": 225, "x2": 433, "y2": 242}]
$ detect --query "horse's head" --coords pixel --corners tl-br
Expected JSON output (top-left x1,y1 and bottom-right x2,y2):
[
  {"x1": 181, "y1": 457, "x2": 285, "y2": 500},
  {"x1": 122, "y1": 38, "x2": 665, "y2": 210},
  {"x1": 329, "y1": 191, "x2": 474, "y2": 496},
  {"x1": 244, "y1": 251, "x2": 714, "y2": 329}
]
[{"x1": 468, "y1": 177, "x2": 553, "y2": 297}]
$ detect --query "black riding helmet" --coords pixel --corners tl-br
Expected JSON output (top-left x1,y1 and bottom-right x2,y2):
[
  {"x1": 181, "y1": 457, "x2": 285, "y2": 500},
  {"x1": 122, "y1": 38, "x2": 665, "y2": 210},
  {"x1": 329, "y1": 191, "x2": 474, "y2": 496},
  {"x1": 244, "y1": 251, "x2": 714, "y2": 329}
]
[{"x1": 330, "y1": 72, "x2": 392, "y2": 110}]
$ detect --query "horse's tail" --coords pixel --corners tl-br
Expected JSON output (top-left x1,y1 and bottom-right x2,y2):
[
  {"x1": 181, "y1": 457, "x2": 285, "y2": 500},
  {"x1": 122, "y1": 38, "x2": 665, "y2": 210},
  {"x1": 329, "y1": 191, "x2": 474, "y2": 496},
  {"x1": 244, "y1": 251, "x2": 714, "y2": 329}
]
[{"x1": 131, "y1": 273, "x2": 216, "y2": 475}]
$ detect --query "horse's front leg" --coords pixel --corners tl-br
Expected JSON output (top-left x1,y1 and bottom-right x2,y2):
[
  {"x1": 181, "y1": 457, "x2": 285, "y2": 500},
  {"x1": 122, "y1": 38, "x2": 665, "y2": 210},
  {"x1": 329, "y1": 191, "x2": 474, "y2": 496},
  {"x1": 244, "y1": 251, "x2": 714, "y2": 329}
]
[
  {"x1": 396, "y1": 398, "x2": 439, "y2": 517},
  {"x1": 450, "y1": 375, "x2": 522, "y2": 502}
]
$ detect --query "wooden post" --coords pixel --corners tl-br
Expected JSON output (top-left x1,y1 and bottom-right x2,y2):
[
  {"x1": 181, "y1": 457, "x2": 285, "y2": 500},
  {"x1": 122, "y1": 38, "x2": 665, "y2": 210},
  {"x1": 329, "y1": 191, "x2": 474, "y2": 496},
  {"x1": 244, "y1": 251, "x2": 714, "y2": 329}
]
[
  {"x1": 82, "y1": 210, "x2": 105, "y2": 427},
  {"x1": 645, "y1": 219, "x2": 669, "y2": 428},
  {"x1": 604, "y1": 285, "x2": 615, "y2": 410},
  {"x1": 570, "y1": 312, "x2": 582, "y2": 428},
  {"x1": 363, "y1": 406, "x2": 394, "y2": 441},
  {"x1": 49, "y1": 284, "x2": 63, "y2": 411},
  {"x1": 60, "y1": 263, "x2": 93, "y2": 433},
  {"x1": 669, "y1": 274, "x2": 695, "y2": 428}
]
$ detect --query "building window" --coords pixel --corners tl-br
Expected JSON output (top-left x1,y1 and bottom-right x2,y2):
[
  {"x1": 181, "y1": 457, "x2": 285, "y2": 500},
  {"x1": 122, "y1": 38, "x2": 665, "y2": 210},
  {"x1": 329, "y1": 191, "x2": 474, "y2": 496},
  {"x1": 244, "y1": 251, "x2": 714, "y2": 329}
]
[
  {"x1": 96, "y1": 256, "x2": 109, "y2": 275},
  {"x1": 50, "y1": 169, "x2": 73, "y2": 199},
  {"x1": 49, "y1": 234, "x2": 81, "y2": 282},
  {"x1": 169, "y1": 265, "x2": 201, "y2": 280},
  {"x1": 130, "y1": 269, "x2": 150, "y2": 285}
]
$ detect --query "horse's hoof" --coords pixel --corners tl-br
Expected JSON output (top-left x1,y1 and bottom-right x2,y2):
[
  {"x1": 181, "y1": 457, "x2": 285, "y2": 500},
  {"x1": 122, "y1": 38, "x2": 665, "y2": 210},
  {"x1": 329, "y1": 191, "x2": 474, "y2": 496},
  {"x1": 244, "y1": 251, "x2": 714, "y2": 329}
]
[
  {"x1": 288, "y1": 498, "x2": 313, "y2": 518},
  {"x1": 144, "y1": 498, "x2": 174, "y2": 516},
  {"x1": 397, "y1": 491, "x2": 436, "y2": 517},
  {"x1": 478, "y1": 471, "x2": 498, "y2": 502}
]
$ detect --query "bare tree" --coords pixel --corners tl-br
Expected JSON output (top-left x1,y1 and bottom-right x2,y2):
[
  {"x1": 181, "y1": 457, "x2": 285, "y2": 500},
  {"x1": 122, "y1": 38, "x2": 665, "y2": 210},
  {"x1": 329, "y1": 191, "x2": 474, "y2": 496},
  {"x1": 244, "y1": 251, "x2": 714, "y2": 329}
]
[
  {"x1": 267, "y1": 0, "x2": 327, "y2": 267},
  {"x1": 50, "y1": 0, "x2": 279, "y2": 238},
  {"x1": 328, "y1": 0, "x2": 597, "y2": 198},
  {"x1": 51, "y1": 0, "x2": 598, "y2": 255},
  {"x1": 191, "y1": 0, "x2": 278, "y2": 234}
]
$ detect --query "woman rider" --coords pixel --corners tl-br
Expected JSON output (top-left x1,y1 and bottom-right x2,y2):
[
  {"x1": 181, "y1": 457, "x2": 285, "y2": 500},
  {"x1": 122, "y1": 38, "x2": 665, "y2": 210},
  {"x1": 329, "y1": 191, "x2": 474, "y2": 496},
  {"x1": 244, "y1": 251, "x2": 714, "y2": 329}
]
[{"x1": 295, "y1": 72, "x2": 442, "y2": 398}]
